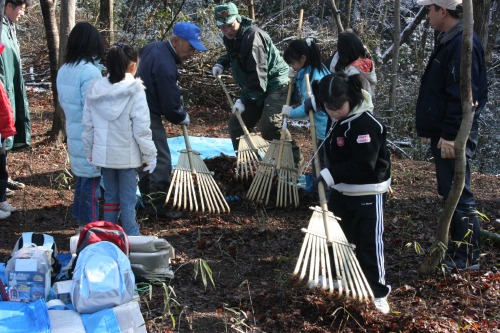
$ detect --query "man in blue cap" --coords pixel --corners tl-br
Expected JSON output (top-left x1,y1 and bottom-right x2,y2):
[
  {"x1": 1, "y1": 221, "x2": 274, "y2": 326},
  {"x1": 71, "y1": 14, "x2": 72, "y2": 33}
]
[{"x1": 137, "y1": 21, "x2": 207, "y2": 218}]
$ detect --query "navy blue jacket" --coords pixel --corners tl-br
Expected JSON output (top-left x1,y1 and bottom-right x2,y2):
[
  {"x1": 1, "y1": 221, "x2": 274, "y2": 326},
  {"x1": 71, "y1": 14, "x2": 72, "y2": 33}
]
[
  {"x1": 137, "y1": 41, "x2": 187, "y2": 124},
  {"x1": 416, "y1": 21, "x2": 488, "y2": 141}
]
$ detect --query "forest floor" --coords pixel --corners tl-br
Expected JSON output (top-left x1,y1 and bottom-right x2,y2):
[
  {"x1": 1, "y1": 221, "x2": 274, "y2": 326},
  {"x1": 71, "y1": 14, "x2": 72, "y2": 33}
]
[{"x1": 0, "y1": 89, "x2": 498, "y2": 333}]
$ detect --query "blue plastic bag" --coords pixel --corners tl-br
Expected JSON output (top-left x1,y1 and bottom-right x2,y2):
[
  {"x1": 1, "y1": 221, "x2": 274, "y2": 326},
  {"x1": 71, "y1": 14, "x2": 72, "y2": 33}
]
[{"x1": 0, "y1": 298, "x2": 51, "y2": 333}]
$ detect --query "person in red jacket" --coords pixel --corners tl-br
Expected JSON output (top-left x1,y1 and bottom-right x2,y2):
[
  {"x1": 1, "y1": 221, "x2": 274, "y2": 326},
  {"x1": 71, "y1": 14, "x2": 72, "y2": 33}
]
[{"x1": 0, "y1": 77, "x2": 17, "y2": 219}]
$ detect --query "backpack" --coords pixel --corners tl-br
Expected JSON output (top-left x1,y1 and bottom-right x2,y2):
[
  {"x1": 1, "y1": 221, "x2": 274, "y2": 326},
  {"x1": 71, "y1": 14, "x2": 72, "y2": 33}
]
[
  {"x1": 77, "y1": 221, "x2": 130, "y2": 256},
  {"x1": 13, "y1": 232, "x2": 61, "y2": 279},
  {"x1": 70, "y1": 241, "x2": 135, "y2": 314}
]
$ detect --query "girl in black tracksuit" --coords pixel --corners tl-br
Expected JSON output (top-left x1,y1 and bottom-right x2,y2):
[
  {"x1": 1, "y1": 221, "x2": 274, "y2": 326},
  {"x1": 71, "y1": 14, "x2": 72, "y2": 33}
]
[{"x1": 316, "y1": 72, "x2": 391, "y2": 311}]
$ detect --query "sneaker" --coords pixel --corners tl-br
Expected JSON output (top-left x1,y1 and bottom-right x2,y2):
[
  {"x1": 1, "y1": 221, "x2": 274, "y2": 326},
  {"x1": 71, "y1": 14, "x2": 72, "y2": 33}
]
[
  {"x1": 7, "y1": 178, "x2": 25, "y2": 190},
  {"x1": 0, "y1": 210, "x2": 11, "y2": 219},
  {"x1": 5, "y1": 188, "x2": 14, "y2": 197},
  {"x1": 0, "y1": 201, "x2": 16, "y2": 212},
  {"x1": 308, "y1": 276, "x2": 345, "y2": 290},
  {"x1": 374, "y1": 297, "x2": 390, "y2": 314}
]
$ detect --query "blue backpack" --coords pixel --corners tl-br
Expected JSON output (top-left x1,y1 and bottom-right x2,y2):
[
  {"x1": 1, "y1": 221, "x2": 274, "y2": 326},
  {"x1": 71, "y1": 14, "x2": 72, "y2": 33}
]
[{"x1": 70, "y1": 241, "x2": 135, "y2": 314}]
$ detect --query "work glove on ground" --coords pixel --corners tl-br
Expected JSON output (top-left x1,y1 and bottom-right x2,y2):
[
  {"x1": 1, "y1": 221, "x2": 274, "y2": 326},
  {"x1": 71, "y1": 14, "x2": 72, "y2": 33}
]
[
  {"x1": 180, "y1": 113, "x2": 190, "y2": 126},
  {"x1": 232, "y1": 99, "x2": 245, "y2": 114},
  {"x1": 143, "y1": 159, "x2": 157, "y2": 174},
  {"x1": 437, "y1": 138, "x2": 455, "y2": 159},
  {"x1": 288, "y1": 67, "x2": 296, "y2": 78},
  {"x1": 212, "y1": 64, "x2": 224, "y2": 77},
  {"x1": 304, "y1": 95, "x2": 317, "y2": 113},
  {"x1": 281, "y1": 105, "x2": 292, "y2": 117}
]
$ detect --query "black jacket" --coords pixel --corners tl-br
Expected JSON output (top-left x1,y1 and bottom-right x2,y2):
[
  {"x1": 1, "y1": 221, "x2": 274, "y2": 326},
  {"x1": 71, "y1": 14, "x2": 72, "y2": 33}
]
[
  {"x1": 321, "y1": 93, "x2": 391, "y2": 196},
  {"x1": 137, "y1": 41, "x2": 187, "y2": 124},
  {"x1": 416, "y1": 21, "x2": 488, "y2": 140}
]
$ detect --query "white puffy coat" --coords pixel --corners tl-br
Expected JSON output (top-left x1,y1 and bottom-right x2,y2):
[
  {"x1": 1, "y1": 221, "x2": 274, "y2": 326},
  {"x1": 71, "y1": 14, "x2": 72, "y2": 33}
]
[{"x1": 82, "y1": 73, "x2": 157, "y2": 169}]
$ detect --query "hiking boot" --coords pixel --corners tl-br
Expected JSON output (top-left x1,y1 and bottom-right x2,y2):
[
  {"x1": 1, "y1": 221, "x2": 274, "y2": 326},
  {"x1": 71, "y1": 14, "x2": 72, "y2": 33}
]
[
  {"x1": 0, "y1": 210, "x2": 11, "y2": 219},
  {"x1": 7, "y1": 178, "x2": 25, "y2": 190},
  {"x1": 5, "y1": 188, "x2": 14, "y2": 197},
  {"x1": 374, "y1": 297, "x2": 390, "y2": 314},
  {"x1": 0, "y1": 201, "x2": 17, "y2": 212}
]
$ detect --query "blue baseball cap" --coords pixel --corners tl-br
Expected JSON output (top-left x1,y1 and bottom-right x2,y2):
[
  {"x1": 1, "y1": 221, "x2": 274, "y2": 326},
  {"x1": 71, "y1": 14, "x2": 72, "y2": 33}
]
[{"x1": 173, "y1": 22, "x2": 207, "y2": 51}]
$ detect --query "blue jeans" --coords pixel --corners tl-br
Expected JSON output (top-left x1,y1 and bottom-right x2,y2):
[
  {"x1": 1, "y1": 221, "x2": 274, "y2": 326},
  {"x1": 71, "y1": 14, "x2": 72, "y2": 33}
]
[
  {"x1": 101, "y1": 168, "x2": 140, "y2": 236},
  {"x1": 73, "y1": 176, "x2": 101, "y2": 225}
]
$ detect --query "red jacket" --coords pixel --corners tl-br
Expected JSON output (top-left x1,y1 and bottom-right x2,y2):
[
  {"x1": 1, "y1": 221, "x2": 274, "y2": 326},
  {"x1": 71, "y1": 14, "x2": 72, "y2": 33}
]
[{"x1": 0, "y1": 81, "x2": 16, "y2": 138}]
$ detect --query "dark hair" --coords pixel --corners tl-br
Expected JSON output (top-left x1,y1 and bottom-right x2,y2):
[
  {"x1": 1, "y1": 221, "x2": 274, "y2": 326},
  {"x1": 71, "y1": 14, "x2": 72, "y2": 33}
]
[
  {"x1": 6, "y1": 0, "x2": 32, "y2": 7},
  {"x1": 334, "y1": 31, "x2": 367, "y2": 72},
  {"x1": 431, "y1": 4, "x2": 462, "y2": 19},
  {"x1": 64, "y1": 22, "x2": 104, "y2": 66},
  {"x1": 318, "y1": 72, "x2": 364, "y2": 112},
  {"x1": 106, "y1": 43, "x2": 138, "y2": 84},
  {"x1": 283, "y1": 39, "x2": 328, "y2": 77}
]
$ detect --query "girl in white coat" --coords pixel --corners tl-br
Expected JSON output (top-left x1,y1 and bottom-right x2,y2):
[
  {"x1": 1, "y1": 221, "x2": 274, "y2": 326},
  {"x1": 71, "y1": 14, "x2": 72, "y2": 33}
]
[{"x1": 82, "y1": 43, "x2": 157, "y2": 235}]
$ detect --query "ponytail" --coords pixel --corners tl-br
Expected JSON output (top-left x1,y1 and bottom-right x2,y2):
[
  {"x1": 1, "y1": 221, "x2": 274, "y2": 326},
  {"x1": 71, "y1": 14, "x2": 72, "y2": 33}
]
[
  {"x1": 318, "y1": 72, "x2": 364, "y2": 111},
  {"x1": 106, "y1": 43, "x2": 138, "y2": 84}
]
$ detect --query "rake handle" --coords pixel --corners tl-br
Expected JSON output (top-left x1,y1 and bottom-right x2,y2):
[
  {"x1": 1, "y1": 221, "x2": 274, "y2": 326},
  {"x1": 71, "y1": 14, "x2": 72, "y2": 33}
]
[
  {"x1": 216, "y1": 75, "x2": 260, "y2": 154},
  {"x1": 305, "y1": 74, "x2": 333, "y2": 243},
  {"x1": 181, "y1": 124, "x2": 196, "y2": 175}
]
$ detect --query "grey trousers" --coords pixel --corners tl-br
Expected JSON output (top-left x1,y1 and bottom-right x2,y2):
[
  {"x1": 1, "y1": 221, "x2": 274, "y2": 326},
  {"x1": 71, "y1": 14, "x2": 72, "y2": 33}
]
[{"x1": 138, "y1": 112, "x2": 171, "y2": 197}]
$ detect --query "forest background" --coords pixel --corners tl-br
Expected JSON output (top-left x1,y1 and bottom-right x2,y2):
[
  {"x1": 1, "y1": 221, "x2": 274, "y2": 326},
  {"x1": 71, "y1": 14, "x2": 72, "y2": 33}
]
[{"x1": 2, "y1": 0, "x2": 499, "y2": 332}]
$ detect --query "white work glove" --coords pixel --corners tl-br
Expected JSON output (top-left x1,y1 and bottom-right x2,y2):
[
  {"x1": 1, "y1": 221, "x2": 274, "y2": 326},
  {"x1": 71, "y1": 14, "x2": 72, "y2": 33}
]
[
  {"x1": 232, "y1": 99, "x2": 245, "y2": 114},
  {"x1": 421, "y1": 137, "x2": 431, "y2": 145},
  {"x1": 281, "y1": 105, "x2": 292, "y2": 117},
  {"x1": 212, "y1": 64, "x2": 224, "y2": 77},
  {"x1": 288, "y1": 67, "x2": 296, "y2": 78},
  {"x1": 437, "y1": 138, "x2": 455, "y2": 159},
  {"x1": 143, "y1": 159, "x2": 157, "y2": 174},
  {"x1": 180, "y1": 113, "x2": 190, "y2": 126},
  {"x1": 304, "y1": 95, "x2": 317, "y2": 113}
]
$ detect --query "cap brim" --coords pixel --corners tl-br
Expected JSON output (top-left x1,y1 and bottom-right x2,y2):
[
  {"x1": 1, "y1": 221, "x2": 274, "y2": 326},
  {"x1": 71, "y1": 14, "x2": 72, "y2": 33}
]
[
  {"x1": 416, "y1": 0, "x2": 434, "y2": 5},
  {"x1": 189, "y1": 40, "x2": 207, "y2": 52},
  {"x1": 216, "y1": 15, "x2": 237, "y2": 27}
]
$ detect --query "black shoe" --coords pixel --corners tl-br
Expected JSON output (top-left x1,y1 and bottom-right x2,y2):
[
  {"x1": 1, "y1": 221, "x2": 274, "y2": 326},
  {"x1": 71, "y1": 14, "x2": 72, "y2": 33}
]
[
  {"x1": 7, "y1": 178, "x2": 25, "y2": 190},
  {"x1": 443, "y1": 257, "x2": 480, "y2": 271}
]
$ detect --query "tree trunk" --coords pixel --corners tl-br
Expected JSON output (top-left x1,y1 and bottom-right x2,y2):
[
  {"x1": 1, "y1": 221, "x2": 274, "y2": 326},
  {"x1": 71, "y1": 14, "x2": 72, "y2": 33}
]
[
  {"x1": 345, "y1": 0, "x2": 353, "y2": 29},
  {"x1": 247, "y1": 0, "x2": 255, "y2": 21},
  {"x1": 377, "y1": 0, "x2": 389, "y2": 42},
  {"x1": 419, "y1": 0, "x2": 475, "y2": 274},
  {"x1": 381, "y1": 6, "x2": 428, "y2": 63},
  {"x1": 387, "y1": 0, "x2": 400, "y2": 135},
  {"x1": 329, "y1": 0, "x2": 344, "y2": 33},
  {"x1": 39, "y1": 0, "x2": 60, "y2": 138},
  {"x1": 100, "y1": 0, "x2": 114, "y2": 48},
  {"x1": 50, "y1": 0, "x2": 75, "y2": 143},
  {"x1": 472, "y1": 0, "x2": 491, "y2": 49},
  {"x1": 486, "y1": 2, "x2": 500, "y2": 62}
]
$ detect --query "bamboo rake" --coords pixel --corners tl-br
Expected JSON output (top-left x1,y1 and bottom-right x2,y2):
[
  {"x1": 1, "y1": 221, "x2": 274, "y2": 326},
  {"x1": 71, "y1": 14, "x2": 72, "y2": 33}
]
[
  {"x1": 291, "y1": 74, "x2": 374, "y2": 301},
  {"x1": 216, "y1": 75, "x2": 268, "y2": 180},
  {"x1": 246, "y1": 10, "x2": 304, "y2": 207},
  {"x1": 165, "y1": 125, "x2": 230, "y2": 214}
]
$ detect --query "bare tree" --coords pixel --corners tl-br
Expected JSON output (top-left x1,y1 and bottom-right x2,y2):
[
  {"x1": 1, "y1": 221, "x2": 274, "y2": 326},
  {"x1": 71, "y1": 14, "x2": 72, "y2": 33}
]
[
  {"x1": 387, "y1": 0, "x2": 400, "y2": 134},
  {"x1": 328, "y1": 0, "x2": 344, "y2": 33},
  {"x1": 420, "y1": 0, "x2": 475, "y2": 274},
  {"x1": 381, "y1": 6, "x2": 428, "y2": 63},
  {"x1": 50, "y1": 0, "x2": 75, "y2": 142},
  {"x1": 99, "y1": 0, "x2": 114, "y2": 47},
  {"x1": 473, "y1": 0, "x2": 491, "y2": 48},
  {"x1": 485, "y1": 1, "x2": 500, "y2": 62},
  {"x1": 39, "y1": 0, "x2": 60, "y2": 138}
]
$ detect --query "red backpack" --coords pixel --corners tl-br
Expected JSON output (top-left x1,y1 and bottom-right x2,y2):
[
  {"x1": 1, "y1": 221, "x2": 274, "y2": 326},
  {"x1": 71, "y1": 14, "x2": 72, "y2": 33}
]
[{"x1": 77, "y1": 221, "x2": 130, "y2": 256}]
